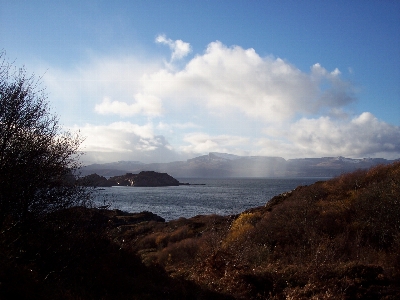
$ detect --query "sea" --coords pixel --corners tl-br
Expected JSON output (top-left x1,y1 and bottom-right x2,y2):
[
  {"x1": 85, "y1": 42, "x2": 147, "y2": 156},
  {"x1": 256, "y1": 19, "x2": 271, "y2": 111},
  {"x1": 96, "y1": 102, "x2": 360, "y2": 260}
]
[{"x1": 93, "y1": 177, "x2": 328, "y2": 221}]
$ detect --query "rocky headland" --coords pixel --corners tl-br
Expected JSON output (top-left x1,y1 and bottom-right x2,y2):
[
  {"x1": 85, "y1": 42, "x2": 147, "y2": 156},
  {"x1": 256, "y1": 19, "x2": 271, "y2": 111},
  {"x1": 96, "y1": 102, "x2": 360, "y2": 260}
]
[{"x1": 78, "y1": 171, "x2": 181, "y2": 187}]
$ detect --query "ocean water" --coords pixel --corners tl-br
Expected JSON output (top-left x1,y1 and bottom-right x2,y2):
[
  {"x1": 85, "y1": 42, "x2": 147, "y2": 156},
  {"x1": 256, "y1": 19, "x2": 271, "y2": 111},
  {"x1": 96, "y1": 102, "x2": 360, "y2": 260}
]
[{"x1": 93, "y1": 177, "x2": 327, "y2": 221}]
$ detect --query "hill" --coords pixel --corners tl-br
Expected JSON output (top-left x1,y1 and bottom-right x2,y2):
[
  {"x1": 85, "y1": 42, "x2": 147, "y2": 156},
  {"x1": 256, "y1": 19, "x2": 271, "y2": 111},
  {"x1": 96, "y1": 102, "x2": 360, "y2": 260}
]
[
  {"x1": 1, "y1": 162, "x2": 400, "y2": 299},
  {"x1": 81, "y1": 152, "x2": 397, "y2": 178}
]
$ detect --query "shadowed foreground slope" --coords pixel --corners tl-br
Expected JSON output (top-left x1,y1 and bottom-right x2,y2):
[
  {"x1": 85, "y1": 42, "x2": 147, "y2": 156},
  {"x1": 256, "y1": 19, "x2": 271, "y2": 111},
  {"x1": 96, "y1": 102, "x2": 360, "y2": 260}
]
[
  {"x1": 0, "y1": 208, "x2": 232, "y2": 299},
  {"x1": 112, "y1": 162, "x2": 400, "y2": 299},
  {"x1": 1, "y1": 162, "x2": 400, "y2": 299}
]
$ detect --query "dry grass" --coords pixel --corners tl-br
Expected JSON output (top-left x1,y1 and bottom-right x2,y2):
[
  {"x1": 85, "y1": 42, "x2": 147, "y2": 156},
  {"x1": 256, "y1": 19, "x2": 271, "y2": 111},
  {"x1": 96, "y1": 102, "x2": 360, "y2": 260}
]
[
  {"x1": 2, "y1": 162, "x2": 400, "y2": 299},
  {"x1": 120, "y1": 162, "x2": 400, "y2": 299}
]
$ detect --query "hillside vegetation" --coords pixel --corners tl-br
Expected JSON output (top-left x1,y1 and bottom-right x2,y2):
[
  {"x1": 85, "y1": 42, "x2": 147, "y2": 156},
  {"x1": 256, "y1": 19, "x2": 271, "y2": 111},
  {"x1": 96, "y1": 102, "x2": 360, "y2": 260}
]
[{"x1": 2, "y1": 162, "x2": 400, "y2": 299}]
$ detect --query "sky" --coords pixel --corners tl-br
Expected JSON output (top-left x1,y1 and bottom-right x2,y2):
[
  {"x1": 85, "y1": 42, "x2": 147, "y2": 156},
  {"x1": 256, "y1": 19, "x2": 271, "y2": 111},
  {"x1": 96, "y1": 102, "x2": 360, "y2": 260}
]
[{"x1": 1, "y1": 0, "x2": 400, "y2": 164}]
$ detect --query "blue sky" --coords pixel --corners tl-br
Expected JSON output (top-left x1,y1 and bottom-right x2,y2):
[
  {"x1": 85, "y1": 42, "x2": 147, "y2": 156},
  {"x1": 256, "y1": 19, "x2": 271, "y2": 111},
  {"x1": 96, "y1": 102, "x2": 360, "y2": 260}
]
[{"x1": 1, "y1": 0, "x2": 399, "y2": 163}]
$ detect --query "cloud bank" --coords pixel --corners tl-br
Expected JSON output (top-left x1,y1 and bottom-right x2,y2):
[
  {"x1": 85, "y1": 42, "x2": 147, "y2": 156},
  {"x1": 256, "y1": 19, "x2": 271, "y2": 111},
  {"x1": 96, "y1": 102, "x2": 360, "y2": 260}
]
[
  {"x1": 261, "y1": 112, "x2": 400, "y2": 159},
  {"x1": 76, "y1": 122, "x2": 186, "y2": 163},
  {"x1": 141, "y1": 41, "x2": 355, "y2": 123},
  {"x1": 42, "y1": 36, "x2": 400, "y2": 163}
]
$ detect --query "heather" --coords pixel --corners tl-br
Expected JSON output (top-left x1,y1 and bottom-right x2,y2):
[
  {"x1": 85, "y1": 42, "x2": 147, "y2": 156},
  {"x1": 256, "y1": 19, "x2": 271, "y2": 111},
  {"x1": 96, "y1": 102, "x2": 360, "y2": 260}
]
[
  {"x1": 3, "y1": 162, "x2": 399, "y2": 299},
  {"x1": 112, "y1": 162, "x2": 400, "y2": 299}
]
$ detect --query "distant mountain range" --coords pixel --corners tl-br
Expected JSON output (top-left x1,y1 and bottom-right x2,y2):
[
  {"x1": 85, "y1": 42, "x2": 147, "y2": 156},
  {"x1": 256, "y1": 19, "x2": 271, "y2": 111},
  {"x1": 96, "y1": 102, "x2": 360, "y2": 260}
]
[{"x1": 80, "y1": 152, "x2": 398, "y2": 178}]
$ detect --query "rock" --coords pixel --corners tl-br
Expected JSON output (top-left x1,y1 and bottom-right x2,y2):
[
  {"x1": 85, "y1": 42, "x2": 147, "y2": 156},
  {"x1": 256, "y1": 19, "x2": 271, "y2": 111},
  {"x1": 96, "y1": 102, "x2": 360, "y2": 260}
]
[
  {"x1": 77, "y1": 173, "x2": 113, "y2": 187},
  {"x1": 79, "y1": 171, "x2": 181, "y2": 187},
  {"x1": 100, "y1": 209, "x2": 165, "y2": 225},
  {"x1": 115, "y1": 211, "x2": 165, "y2": 224},
  {"x1": 133, "y1": 171, "x2": 180, "y2": 187}
]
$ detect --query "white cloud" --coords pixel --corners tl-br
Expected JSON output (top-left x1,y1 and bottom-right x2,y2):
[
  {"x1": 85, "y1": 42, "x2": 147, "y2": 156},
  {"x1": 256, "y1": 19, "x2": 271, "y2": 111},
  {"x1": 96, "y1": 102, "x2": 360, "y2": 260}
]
[
  {"x1": 75, "y1": 121, "x2": 190, "y2": 164},
  {"x1": 173, "y1": 122, "x2": 201, "y2": 129},
  {"x1": 331, "y1": 68, "x2": 341, "y2": 76},
  {"x1": 42, "y1": 40, "x2": 355, "y2": 123},
  {"x1": 41, "y1": 55, "x2": 162, "y2": 122},
  {"x1": 94, "y1": 93, "x2": 162, "y2": 117},
  {"x1": 155, "y1": 34, "x2": 192, "y2": 61},
  {"x1": 157, "y1": 121, "x2": 201, "y2": 131},
  {"x1": 77, "y1": 122, "x2": 157, "y2": 152},
  {"x1": 310, "y1": 63, "x2": 355, "y2": 108},
  {"x1": 253, "y1": 138, "x2": 298, "y2": 158},
  {"x1": 181, "y1": 132, "x2": 249, "y2": 154},
  {"x1": 141, "y1": 41, "x2": 355, "y2": 123},
  {"x1": 260, "y1": 112, "x2": 400, "y2": 158}
]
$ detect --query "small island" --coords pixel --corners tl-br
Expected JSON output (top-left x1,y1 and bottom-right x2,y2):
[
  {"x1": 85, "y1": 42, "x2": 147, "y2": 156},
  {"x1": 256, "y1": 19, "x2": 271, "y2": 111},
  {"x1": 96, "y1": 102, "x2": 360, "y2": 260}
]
[{"x1": 78, "y1": 171, "x2": 183, "y2": 187}]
